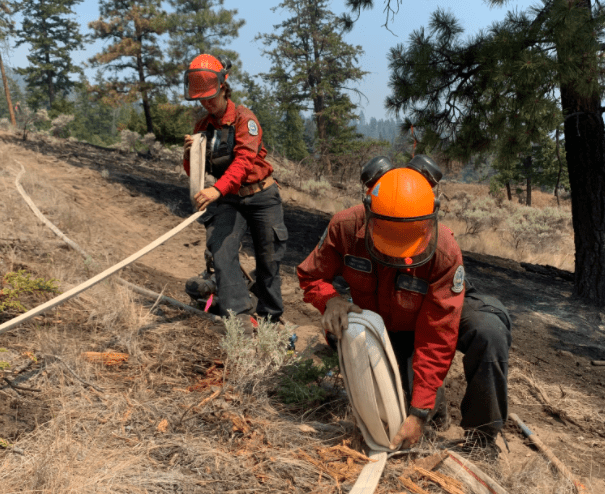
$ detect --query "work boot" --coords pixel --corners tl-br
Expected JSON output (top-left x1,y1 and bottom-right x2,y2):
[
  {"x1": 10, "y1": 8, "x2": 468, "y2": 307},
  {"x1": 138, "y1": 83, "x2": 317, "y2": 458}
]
[
  {"x1": 209, "y1": 313, "x2": 256, "y2": 338},
  {"x1": 185, "y1": 272, "x2": 216, "y2": 301},
  {"x1": 454, "y1": 429, "x2": 501, "y2": 463},
  {"x1": 236, "y1": 314, "x2": 257, "y2": 337}
]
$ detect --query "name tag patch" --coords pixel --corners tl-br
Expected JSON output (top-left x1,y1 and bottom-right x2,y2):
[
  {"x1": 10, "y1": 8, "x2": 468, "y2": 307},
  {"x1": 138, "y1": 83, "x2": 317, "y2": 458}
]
[
  {"x1": 344, "y1": 255, "x2": 372, "y2": 273},
  {"x1": 395, "y1": 273, "x2": 429, "y2": 295}
]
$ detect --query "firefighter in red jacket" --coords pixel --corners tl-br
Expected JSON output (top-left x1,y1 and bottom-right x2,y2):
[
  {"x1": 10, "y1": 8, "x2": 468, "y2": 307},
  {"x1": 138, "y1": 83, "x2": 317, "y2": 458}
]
[
  {"x1": 297, "y1": 156, "x2": 511, "y2": 458},
  {"x1": 182, "y1": 54, "x2": 288, "y2": 329}
]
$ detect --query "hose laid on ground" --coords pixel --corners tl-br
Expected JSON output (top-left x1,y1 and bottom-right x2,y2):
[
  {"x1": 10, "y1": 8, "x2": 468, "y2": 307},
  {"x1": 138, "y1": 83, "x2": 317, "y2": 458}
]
[
  {"x1": 0, "y1": 135, "x2": 212, "y2": 335},
  {"x1": 338, "y1": 310, "x2": 407, "y2": 493}
]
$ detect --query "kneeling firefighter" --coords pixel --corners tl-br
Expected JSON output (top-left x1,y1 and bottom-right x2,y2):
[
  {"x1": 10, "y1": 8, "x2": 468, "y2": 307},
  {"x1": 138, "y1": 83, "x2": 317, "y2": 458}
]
[
  {"x1": 297, "y1": 155, "x2": 512, "y2": 459},
  {"x1": 182, "y1": 54, "x2": 288, "y2": 332}
]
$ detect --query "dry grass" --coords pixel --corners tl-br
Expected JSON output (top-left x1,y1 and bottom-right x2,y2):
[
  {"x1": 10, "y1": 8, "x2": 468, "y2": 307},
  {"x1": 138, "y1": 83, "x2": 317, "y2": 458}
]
[
  {"x1": 0, "y1": 134, "x2": 599, "y2": 493},
  {"x1": 280, "y1": 187, "x2": 358, "y2": 215},
  {"x1": 275, "y1": 157, "x2": 577, "y2": 273}
]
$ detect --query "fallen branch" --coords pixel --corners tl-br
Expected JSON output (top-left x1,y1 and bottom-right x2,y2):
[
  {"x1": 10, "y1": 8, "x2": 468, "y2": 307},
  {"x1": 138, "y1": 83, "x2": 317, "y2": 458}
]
[
  {"x1": 1, "y1": 376, "x2": 41, "y2": 393},
  {"x1": 46, "y1": 354, "x2": 104, "y2": 393},
  {"x1": 517, "y1": 373, "x2": 582, "y2": 428},
  {"x1": 414, "y1": 466, "x2": 464, "y2": 494},
  {"x1": 398, "y1": 476, "x2": 431, "y2": 494}
]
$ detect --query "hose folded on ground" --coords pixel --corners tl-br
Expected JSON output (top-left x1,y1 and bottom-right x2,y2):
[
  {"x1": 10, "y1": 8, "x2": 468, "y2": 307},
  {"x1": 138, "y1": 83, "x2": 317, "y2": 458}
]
[{"x1": 337, "y1": 310, "x2": 408, "y2": 493}]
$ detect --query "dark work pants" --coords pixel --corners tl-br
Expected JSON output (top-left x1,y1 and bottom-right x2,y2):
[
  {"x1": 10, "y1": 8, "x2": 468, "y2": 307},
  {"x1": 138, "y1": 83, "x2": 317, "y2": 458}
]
[
  {"x1": 201, "y1": 183, "x2": 288, "y2": 320},
  {"x1": 388, "y1": 286, "x2": 512, "y2": 436}
]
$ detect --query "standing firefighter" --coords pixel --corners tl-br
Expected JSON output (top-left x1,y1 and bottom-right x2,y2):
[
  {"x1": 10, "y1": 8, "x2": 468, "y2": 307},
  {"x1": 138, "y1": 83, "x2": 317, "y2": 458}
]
[
  {"x1": 297, "y1": 156, "x2": 512, "y2": 460},
  {"x1": 183, "y1": 54, "x2": 288, "y2": 331}
]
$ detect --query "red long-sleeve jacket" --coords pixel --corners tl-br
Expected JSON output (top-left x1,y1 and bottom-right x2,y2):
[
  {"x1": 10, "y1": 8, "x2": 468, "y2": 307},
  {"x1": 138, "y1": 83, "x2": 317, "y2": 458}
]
[
  {"x1": 297, "y1": 204, "x2": 465, "y2": 410},
  {"x1": 183, "y1": 99, "x2": 273, "y2": 196}
]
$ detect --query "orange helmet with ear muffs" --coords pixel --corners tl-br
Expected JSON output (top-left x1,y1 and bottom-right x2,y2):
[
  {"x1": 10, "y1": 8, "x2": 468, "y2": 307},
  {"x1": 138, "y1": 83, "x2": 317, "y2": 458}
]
[
  {"x1": 184, "y1": 54, "x2": 231, "y2": 101},
  {"x1": 364, "y1": 167, "x2": 439, "y2": 268}
]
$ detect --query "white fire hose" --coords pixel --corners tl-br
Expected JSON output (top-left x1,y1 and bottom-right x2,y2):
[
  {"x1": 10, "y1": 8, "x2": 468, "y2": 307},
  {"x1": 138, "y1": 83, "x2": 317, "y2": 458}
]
[
  {"x1": 4, "y1": 139, "x2": 406, "y2": 493},
  {"x1": 0, "y1": 134, "x2": 211, "y2": 335},
  {"x1": 339, "y1": 310, "x2": 408, "y2": 493}
]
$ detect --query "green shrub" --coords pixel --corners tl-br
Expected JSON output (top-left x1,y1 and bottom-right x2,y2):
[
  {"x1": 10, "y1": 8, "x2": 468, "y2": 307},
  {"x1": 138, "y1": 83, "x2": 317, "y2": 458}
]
[
  {"x1": 278, "y1": 352, "x2": 340, "y2": 406},
  {"x1": 273, "y1": 166, "x2": 300, "y2": 188},
  {"x1": 451, "y1": 194, "x2": 507, "y2": 235},
  {"x1": 219, "y1": 312, "x2": 292, "y2": 388},
  {"x1": 505, "y1": 206, "x2": 572, "y2": 252},
  {"x1": 301, "y1": 179, "x2": 332, "y2": 196},
  {"x1": 0, "y1": 270, "x2": 60, "y2": 313}
]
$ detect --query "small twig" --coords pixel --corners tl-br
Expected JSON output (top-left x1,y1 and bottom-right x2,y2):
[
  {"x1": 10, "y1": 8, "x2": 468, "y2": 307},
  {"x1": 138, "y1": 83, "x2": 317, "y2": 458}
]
[
  {"x1": 147, "y1": 285, "x2": 167, "y2": 315},
  {"x1": 47, "y1": 355, "x2": 104, "y2": 393},
  {"x1": 12, "y1": 359, "x2": 35, "y2": 375},
  {"x1": 1, "y1": 376, "x2": 41, "y2": 393},
  {"x1": 178, "y1": 388, "x2": 221, "y2": 425}
]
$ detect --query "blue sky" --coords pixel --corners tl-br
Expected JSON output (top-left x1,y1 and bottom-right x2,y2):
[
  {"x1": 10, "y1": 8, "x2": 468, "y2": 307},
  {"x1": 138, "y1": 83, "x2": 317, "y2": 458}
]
[{"x1": 6, "y1": 0, "x2": 537, "y2": 120}]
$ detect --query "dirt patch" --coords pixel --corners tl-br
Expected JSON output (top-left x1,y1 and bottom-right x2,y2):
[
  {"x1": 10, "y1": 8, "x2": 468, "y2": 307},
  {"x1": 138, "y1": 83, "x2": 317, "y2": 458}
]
[{"x1": 0, "y1": 393, "x2": 50, "y2": 443}]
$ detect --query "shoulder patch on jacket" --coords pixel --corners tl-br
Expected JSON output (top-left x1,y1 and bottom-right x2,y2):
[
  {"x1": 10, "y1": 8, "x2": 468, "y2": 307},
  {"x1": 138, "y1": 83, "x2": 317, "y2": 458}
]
[
  {"x1": 451, "y1": 265, "x2": 465, "y2": 293},
  {"x1": 317, "y1": 227, "x2": 328, "y2": 250},
  {"x1": 344, "y1": 255, "x2": 372, "y2": 273},
  {"x1": 395, "y1": 273, "x2": 429, "y2": 295},
  {"x1": 247, "y1": 120, "x2": 258, "y2": 136}
]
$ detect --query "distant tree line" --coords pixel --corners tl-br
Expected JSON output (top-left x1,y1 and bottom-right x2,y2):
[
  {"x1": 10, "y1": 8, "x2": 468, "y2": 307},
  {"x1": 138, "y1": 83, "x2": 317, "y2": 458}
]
[
  {"x1": 355, "y1": 112, "x2": 402, "y2": 143},
  {"x1": 0, "y1": 0, "x2": 402, "y2": 180}
]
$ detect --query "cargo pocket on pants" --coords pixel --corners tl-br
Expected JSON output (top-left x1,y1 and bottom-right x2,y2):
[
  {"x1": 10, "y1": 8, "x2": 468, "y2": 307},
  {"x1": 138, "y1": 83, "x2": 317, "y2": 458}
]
[
  {"x1": 273, "y1": 224, "x2": 288, "y2": 262},
  {"x1": 466, "y1": 293, "x2": 512, "y2": 330}
]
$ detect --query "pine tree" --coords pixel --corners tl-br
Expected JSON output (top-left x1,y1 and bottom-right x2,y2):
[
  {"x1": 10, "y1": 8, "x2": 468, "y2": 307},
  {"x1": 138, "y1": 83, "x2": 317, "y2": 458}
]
[
  {"x1": 69, "y1": 74, "x2": 131, "y2": 146},
  {"x1": 491, "y1": 128, "x2": 569, "y2": 206},
  {"x1": 240, "y1": 75, "x2": 282, "y2": 154},
  {"x1": 371, "y1": 1, "x2": 605, "y2": 303},
  {"x1": 256, "y1": 0, "x2": 367, "y2": 175},
  {"x1": 280, "y1": 108, "x2": 308, "y2": 162},
  {"x1": 14, "y1": 0, "x2": 85, "y2": 109},
  {"x1": 89, "y1": 0, "x2": 168, "y2": 134},
  {"x1": 0, "y1": 70, "x2": 23, "y2": 123},
  {"x1": 163, "y1": 0, "x2": 244, "y2": 93},
  {"x1": 0, "y1": 1, "x2": 15, "y2": 125},
  {"x1": 124, "y1": 92, "x2": 194, "y2": 145}
]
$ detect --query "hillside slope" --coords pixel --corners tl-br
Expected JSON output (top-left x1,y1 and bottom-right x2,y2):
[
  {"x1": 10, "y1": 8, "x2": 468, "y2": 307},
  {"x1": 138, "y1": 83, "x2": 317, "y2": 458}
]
[{"x1": 1, "y1": 131, "x2": 604, "y2": 493}]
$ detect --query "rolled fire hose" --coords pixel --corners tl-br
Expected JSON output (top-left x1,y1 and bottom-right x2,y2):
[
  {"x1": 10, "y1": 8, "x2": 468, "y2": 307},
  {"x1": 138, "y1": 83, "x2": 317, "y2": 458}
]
[
  {"x1": 0, "y1": 134, "x2": 211, "y2": 335},
  {"x1": 338, "y1": 310, "x2": 407, "y2": 493}
]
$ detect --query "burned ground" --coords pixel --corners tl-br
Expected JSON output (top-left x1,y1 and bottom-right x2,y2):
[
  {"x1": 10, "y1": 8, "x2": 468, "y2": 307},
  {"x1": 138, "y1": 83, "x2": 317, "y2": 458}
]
[{"x1": 1, "y1": 131, "x2": 604, "y2": 493}]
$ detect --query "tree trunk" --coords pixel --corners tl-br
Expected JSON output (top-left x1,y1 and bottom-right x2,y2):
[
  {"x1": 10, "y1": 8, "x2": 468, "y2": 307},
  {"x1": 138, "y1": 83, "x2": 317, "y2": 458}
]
[
  {"x1": 526, "y1": 174, "x2": 532, "y2": 206},
  {"x1": 506, "y1": 181, "x2": 512, "y2": 201},
  {"x1": 45, "y1": 51, "x2": 54, "y2": 107},
  {"x1": 135, "y1": 27, "x2": 154, "y2": 134},
  {"x1": 314, "y1": 98, "x2": 331, "y2": 175},
  {"x1": 557, "y1": 0, "x2": 605, "y2": 303},
  {"x1": 0, "y1": 53, "x2": 16, "y2": 126},
  {"x1": 554, "y1": 128, "x2": 563, "y2": 207}
]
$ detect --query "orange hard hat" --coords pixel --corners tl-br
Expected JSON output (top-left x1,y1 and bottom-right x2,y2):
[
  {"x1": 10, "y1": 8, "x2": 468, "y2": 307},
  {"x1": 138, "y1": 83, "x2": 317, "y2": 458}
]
[
  {"x1": 184, "y1": 54, "x2": 230, "y2": 101},
  {"x1": 364, "y1": 167, "x2": 438, "y2": 268}
]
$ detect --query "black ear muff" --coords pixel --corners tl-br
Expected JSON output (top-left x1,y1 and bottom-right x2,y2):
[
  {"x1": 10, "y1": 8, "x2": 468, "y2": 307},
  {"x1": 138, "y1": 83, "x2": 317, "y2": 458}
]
[
  {"x1": 361, "y1": 156, "x2": 396, "y2": 189},
  {"x1": 363, "y1": 194, "x2": 372, "y2": 209},
  {"x1": 434, "y1": 197, "x2": 441, "y2": 211},
  {"x1": 215, "y1": 55, "x2": 232, "y2": 72},
  {"x1": 406, "y1": 154, "x2": 442, "y2": 187}
]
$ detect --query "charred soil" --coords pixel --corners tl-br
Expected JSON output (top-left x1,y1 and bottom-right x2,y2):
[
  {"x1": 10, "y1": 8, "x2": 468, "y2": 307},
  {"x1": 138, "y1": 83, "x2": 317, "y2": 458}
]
[{"x1": 1, "y1": 131, "x2": 604, "y2": 493}]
